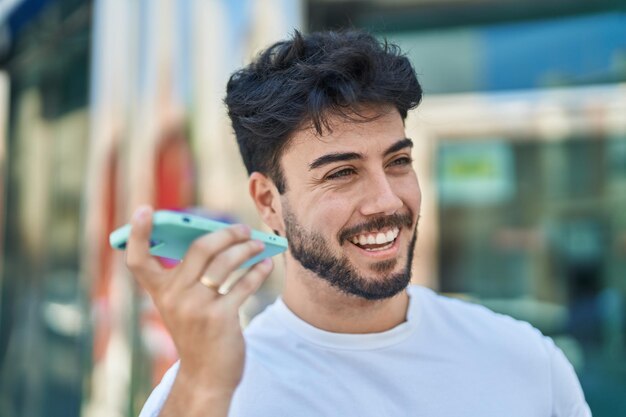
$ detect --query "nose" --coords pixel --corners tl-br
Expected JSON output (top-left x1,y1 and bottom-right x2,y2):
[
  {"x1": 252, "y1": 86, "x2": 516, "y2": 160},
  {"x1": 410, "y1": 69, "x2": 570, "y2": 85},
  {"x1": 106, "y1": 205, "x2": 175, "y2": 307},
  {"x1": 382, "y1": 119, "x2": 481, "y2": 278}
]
[{"x1": 358, "y1": 173, "x2": 403, "y2": 217}]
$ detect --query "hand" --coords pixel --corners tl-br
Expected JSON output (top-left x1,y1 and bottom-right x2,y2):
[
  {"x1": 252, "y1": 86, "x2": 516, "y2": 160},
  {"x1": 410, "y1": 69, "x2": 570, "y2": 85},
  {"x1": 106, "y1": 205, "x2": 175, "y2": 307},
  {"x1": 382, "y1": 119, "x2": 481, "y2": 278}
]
[{"x1": 125, "y1": 205, "x2": 274, "y2": 398}]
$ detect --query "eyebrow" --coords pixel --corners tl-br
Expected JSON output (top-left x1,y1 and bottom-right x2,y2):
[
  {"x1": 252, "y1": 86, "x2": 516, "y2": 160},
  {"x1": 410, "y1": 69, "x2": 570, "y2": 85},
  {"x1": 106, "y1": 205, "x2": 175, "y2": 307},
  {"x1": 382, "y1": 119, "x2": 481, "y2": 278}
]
[
  {"x1": 308, "y1": 137, "x2": 414, "y2": 170},
  {"x1": 384, "y1": 138, "x2": 413, "y2": 157}
]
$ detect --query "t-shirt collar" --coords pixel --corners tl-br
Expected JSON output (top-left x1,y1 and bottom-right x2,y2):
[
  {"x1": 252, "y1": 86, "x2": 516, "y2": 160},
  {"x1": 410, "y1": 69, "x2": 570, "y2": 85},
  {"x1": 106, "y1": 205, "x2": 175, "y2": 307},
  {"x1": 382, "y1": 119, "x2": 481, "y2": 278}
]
[{"x1": 270, "y1": 286, "x2": 421, "y2": 350}]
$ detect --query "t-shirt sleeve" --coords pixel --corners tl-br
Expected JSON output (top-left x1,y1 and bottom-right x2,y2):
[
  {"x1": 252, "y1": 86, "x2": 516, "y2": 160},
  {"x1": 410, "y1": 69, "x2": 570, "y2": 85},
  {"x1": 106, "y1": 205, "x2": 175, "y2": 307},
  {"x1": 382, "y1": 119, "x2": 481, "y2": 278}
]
[
  {"x1": 138, "y1": 361, "x2": 180, "y2": 417},
  {"x1": 545, "y1": 338, "x2": 592, "y2": 417}
]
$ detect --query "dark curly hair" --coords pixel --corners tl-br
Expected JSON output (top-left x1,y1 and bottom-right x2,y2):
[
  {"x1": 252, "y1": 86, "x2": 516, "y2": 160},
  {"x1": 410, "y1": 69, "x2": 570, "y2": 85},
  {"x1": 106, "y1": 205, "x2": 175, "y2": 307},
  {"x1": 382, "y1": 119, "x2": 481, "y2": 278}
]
[{"x1": 225, "y1": 29, "x2": 423, "y2": 194}]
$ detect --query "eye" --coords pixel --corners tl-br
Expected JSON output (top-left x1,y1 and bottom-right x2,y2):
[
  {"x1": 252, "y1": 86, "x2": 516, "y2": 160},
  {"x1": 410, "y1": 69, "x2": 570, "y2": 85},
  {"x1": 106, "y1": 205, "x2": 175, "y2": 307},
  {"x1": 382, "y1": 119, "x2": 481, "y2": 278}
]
[
  {"x1": 326, "y1": 167, "x2": 356, "y2": 180},
  {"x1": 388, "y1": 156, "x2": 413, "y2": 167}
]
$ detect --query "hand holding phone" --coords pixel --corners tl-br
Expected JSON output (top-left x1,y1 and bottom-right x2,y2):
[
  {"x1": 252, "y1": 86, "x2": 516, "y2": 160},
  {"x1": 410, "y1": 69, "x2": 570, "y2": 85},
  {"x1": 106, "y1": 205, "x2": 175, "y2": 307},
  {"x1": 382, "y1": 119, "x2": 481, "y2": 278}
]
[
  {"x1": 110, "y1": 210, "x2": 288, "y2": 268},
  {"x1": 123, "y1": 206, "x2": 277, "y2": 415}
]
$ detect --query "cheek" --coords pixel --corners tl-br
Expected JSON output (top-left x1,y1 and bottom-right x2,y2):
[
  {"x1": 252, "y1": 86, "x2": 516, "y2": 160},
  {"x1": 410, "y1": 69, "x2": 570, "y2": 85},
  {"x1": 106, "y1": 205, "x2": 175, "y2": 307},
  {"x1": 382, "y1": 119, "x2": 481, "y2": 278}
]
[
  {"x1": 305, "y1": 194, "x2": 355, "y2": 234},
  {"x1": 397, "y1": 174, "x2": 421, "y2": 213}
]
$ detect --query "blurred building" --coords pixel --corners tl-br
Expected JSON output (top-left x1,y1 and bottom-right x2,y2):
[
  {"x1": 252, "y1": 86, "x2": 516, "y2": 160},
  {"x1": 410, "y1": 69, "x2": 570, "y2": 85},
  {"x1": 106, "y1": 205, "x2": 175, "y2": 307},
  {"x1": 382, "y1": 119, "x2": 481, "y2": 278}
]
[
  {"x1": 0, "y1": 0, "x2": 624, "y2": 416},
  {"x1": 0, "y1": 1, "x2": 302, "y2": 416}
]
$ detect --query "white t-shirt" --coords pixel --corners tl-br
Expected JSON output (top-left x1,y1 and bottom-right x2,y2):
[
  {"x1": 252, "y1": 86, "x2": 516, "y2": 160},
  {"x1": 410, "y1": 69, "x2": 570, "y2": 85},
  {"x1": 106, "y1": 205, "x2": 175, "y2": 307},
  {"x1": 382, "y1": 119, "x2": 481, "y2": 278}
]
[{"x1": 139, "y1": 285, "x2": 591, "y2": 417}]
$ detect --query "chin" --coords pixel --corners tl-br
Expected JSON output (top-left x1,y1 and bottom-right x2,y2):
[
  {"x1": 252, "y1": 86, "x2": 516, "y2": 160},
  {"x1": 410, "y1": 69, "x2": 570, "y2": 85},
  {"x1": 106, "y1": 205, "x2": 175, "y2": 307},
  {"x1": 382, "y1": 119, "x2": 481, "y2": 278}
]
[{"x1": 368, "y1": 258, "x2": 400, "y2": 275}]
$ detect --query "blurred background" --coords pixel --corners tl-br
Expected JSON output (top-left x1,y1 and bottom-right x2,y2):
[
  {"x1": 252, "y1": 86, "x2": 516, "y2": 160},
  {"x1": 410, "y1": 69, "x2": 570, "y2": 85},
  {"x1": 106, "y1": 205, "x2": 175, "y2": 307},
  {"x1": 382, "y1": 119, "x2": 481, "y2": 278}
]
[{"x1": 0, "y1": 0, "x2": 625, "y2": 416}]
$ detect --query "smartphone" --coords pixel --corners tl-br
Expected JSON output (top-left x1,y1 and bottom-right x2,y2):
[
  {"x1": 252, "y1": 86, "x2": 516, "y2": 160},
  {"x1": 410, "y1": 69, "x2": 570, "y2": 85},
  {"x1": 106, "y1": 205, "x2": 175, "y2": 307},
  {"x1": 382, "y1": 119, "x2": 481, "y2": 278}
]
[{"x1": 109, "y1": 210, "x2": 288, "y2": 269}]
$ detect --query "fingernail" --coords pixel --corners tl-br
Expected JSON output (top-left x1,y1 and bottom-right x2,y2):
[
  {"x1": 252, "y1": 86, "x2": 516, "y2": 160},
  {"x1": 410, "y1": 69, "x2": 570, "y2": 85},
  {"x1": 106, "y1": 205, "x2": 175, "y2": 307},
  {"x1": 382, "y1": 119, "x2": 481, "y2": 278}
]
[
  {"x1": 261, "y1": 258, "x2": 273, "y2": 266},
  {"x1": 238, "y1": 224, "x2": 250, "y2": 235},
  {"x1": 254, "y1": 240, "x2": 265, "y2": 250},
  {"x1": 133, "y1": 206, "x2": 150, "y2": 223}
]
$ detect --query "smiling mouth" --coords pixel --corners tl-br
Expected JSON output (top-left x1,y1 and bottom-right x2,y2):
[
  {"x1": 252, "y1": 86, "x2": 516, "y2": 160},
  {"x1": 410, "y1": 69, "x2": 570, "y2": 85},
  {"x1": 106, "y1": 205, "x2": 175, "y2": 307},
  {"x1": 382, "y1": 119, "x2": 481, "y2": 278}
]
[{"x1": 348, "y1": 227, "x2": 400, "y2": 252}]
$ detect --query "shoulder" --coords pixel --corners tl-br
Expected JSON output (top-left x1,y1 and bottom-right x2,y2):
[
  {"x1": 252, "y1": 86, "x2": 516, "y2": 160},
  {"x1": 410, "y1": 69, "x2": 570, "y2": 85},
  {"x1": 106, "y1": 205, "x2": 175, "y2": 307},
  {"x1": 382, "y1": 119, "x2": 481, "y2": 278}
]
[
  {"x1": 412, "y1": 285, "x2": 547, "y2": 340},
  {"x1": 411, "y1": 285, "x2": 556, "y2": 366},
  {"x1": 410, "y1": 286, "x2": 590, "y2": 415}
]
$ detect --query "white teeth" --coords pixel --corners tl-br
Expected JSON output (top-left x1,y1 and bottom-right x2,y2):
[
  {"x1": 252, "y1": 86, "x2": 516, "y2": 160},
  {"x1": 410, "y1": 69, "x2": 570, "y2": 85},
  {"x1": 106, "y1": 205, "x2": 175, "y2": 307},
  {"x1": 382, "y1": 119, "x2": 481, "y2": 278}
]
[{"x1": 350, "y1": 227, "x2": 401, "y2": 247}]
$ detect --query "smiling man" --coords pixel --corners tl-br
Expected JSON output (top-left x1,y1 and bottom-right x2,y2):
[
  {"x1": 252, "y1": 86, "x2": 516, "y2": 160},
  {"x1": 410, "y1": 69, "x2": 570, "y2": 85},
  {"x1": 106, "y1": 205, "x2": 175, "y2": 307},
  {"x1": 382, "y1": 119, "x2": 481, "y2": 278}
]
[{"x1": 128, "y1": 30, "x2": 591, "y2": 417}]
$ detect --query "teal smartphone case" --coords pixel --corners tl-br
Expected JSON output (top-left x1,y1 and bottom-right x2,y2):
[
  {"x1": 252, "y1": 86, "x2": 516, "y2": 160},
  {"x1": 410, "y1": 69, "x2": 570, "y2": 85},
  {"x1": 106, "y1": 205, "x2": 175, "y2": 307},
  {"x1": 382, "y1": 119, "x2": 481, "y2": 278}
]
[{"x1": 109, "y1": 210, "x2": 288, "y2": 269}]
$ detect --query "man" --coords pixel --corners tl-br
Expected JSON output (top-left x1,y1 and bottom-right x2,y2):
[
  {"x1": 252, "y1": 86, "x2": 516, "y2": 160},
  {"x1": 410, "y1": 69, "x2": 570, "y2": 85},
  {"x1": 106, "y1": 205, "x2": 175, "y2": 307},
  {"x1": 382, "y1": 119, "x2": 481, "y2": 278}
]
[{"x1": 128, "y1": 30, "x2": 591, "y2": 416}]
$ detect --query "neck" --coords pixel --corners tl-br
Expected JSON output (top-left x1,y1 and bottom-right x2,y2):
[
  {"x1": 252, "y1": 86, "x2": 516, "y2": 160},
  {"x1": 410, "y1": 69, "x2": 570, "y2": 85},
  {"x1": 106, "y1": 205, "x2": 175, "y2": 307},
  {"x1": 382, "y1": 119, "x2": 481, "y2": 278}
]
[{"x1": 281, "y1": 260, "x2": 410, "y2": 334}]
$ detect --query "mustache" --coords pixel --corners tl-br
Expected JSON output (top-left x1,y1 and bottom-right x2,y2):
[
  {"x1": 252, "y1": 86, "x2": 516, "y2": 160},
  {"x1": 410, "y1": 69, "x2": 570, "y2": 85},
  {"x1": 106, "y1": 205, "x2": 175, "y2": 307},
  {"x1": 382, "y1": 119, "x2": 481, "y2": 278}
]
[{"x1": 338, "y1": 212, "x2": 416, "y2": 244}]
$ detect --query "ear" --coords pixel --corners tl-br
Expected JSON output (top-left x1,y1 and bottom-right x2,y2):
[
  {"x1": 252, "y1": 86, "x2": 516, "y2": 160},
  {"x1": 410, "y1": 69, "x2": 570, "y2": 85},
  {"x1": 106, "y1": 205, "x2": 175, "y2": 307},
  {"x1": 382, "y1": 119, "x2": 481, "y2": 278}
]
[{"x1": 249, "y1": 172, "x2": 285, "y2": 236}]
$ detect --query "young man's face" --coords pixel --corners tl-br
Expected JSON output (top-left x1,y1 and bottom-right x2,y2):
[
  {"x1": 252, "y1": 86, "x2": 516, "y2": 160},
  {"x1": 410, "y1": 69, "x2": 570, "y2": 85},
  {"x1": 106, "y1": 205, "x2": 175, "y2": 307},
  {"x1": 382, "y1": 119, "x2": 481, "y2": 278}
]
[{"x1": 278, "y1": 106, "x2": 421, "y2": 300}]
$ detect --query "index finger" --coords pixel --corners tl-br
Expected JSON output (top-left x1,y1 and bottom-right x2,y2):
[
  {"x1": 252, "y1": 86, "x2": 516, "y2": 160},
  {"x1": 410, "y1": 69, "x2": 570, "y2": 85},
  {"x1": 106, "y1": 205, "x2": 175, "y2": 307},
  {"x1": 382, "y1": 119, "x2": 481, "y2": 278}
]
[{"x1": 125, "y1": 205, "x2": 164, "y2": 285}]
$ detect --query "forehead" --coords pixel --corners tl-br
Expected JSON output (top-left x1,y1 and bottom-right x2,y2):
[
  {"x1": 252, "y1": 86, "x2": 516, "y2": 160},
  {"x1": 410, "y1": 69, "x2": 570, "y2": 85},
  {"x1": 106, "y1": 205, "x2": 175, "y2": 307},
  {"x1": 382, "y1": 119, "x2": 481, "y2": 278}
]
[{"x1": 283, "y1": 107, "x2": 406, "y2": 166}]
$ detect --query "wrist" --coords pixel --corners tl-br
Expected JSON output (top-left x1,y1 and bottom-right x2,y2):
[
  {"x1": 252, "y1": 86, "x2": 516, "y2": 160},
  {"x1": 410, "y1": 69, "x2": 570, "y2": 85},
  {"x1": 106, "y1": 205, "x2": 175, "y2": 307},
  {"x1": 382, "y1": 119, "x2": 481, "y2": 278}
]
[
  {"x1": 160, "y1": 371, "x2": 234, "y2": 417},
  {"x1": 176, "y1": 367, "x2": 237, "y2": 398}
]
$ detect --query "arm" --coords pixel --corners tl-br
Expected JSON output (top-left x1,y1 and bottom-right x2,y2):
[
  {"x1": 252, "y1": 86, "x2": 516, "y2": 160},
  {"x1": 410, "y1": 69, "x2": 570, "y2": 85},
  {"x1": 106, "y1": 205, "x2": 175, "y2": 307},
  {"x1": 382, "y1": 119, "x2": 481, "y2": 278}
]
[{"x1": 126, "y1": 206, "x2": 273, "y2": 417}]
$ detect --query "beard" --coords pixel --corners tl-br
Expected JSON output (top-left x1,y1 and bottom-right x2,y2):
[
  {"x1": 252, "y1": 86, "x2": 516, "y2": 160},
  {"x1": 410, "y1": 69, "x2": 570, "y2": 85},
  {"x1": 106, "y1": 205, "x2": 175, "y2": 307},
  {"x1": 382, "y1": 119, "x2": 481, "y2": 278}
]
[{"x1": 283, "y1": 204, "x2": 418, "y2": 301}]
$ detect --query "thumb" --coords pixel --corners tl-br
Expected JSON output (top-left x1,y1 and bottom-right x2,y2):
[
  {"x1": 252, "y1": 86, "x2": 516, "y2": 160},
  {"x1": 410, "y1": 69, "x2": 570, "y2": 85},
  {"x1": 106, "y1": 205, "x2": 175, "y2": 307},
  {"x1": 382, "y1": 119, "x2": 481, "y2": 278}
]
[{"x1": 126, "y1": 205, "x2": 162, "y2": 278}]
